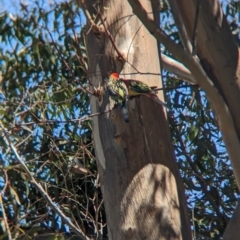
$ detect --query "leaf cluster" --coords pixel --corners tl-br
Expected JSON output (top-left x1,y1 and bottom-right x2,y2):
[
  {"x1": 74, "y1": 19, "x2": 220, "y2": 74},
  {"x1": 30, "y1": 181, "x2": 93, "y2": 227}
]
[{"x1": 0, "y1": 1, "x2": 106, "y2": 239}]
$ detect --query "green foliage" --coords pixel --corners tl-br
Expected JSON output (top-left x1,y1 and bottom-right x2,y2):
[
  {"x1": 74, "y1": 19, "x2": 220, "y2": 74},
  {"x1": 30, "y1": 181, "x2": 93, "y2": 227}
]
[
  {"x1": 165, "y1": 81, "x2": 238, "y2": 239},
  {"x1": 160, "y1": 1, "x2": 240, "y2": 239},
  {"x1": 0, "y1": 1, "x2": 106, "y2": 239}
]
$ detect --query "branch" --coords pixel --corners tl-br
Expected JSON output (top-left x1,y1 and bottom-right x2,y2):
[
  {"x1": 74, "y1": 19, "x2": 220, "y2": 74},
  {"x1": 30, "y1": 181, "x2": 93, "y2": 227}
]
[
  {"x1": 99, "y1": 14, "x2": 127, "y2": 63},
  {"x1": 78, "y1": 0, "x2": 100, "y2": 33},
  {"x1": 1, "y1": 170, "x2": 9, "y2": 195},
  {"x1": 127, "y1": 0, "x2": 240, "y2": 190},
  {"x1": 0, "y1": 121, "x2": 91, "y2": 240},
  {"x1": 154, "y1": 85, "x2": 198, "y2": 92},
  {"x1": 167, "y1": 0, "x2": 192, "y2": 54},
  {"x1": 15, "y1": 108, "x2": 112, "y2": 128},
  {"x1": 191, "y1": 0, "x2": 200, "y2": 55},
  {"x1": 0, "y1": 194, "x2": 12, "y2": 240},
  {"x1": 45, "y1": 28, "x2": 95, "y2": 96},
  {"x1": 80, "y1": 2, "x2": 142, "y2": 74},
  {"x1": 0, "y1": 170, "x2": 12, "y2": 240},
  {"x1": 178, "y1": 134, "x2": 227, "y2": 221},
  {"x1": 161, "y1": 54, "x2": 196, "y2": 84}
]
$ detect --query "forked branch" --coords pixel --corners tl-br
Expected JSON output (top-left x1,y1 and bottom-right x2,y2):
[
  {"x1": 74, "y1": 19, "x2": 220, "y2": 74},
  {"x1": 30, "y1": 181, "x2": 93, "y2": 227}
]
[{"x1": 127, "y1": 0, "x2": 240, "y2": 190}]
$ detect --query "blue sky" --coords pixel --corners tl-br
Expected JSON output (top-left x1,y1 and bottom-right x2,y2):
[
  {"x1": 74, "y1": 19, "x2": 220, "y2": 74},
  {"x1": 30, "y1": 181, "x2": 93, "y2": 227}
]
[{"x1": 0, "y1": 0, "x2": 67, "y2": 14}]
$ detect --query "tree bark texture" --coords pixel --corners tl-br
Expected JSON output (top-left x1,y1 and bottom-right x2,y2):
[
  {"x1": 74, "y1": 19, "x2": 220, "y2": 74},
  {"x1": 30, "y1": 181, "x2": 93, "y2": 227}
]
[
  {"x1": 175, "y1": 0, "x2": 240, "y2": 237},
  {"x1": 176, "y1": 0, "x2": 240, "y2": 140},
  {"x1": 223, "y1": 200, "x2": 240, "y2": 240},
  {"x1": 82, "y1": 0, "x2": 191, "y2": 239}
]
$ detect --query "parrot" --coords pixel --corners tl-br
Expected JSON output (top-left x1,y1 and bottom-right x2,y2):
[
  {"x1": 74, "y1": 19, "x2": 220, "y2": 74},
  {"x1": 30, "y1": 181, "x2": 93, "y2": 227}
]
[
  {"x1": 107, "y1": 73, "x2": 129, "y2": 122},
  {"x1": 111, "y1": 72, "x2": 166, "y2": 107}
]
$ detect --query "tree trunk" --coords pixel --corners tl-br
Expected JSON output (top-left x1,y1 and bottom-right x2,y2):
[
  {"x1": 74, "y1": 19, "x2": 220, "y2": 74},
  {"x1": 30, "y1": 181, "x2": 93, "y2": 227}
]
[
  {"x1": 223, "y1": 200, "x2": 240, "y2": 240},
  {"x1": 176, "y1": 0, "x2": 240, "y2": 138},
  {"x1": 81, "y1": 0, "x2": 191, "y2": 239},
  {"x1": 174, "y1": 1, "x2": 240, "y2": 237}
]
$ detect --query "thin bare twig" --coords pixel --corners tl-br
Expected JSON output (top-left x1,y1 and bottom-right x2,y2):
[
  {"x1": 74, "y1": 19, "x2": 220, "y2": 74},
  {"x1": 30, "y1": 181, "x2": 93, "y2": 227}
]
[
  {"x1": 98, "y1": 14, "x2": 126, "y2": 62},
  {"x1": 0, "y1": 170, "x2": 11, "y2": 239},
  {"x1": 65, "y1": 2, "x2": 95, "y2": 89},
  {"x1": 0, "y1": 108, "x2": 112, "y2": 149},
  {"x1": 81, "y1": 5, "x2": 142, "y2": 74},
  {"x1": 78, "y1": 0, "x2": 101, "y2": 34},
  {"x1": 71, "y1": 33, "x2": 95, "y2": 88},
  {"x1": 1, "y1": 170, "x2": 9, "y2": 195},
  {"x1": 45, "y1": 28, "x2": 94, "y2": 96},
  {"x1": 0, "y1": 193, "x2": 12, "y2": 240},
  {"x1": 154, "y1": 84, "x2": 198, "y2": 92},
  {"x1": 167, "y1": 0, "x2": 192, "y2": 53},
  {"x1": 25, "y1": 108, "x2": 111, "y2": 126},
  {"x1": 0, "y1": 120, "x2": 91, "y2": 240}
]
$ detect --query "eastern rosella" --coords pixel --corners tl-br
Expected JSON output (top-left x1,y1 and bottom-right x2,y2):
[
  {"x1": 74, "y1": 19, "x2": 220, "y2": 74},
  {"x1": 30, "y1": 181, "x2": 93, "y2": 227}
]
[
  {"x1": 112, "y1": 73, "x2": 166, "y2": 107},
  {"x1": 107, "y1": 73, "x2": 129, "y2": 122}
]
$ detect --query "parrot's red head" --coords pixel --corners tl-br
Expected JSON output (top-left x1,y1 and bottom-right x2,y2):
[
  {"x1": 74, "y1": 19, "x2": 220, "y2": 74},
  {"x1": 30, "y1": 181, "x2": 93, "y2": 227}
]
[{"x1": 110, "y1": 72, "x2": 119, "y2": 80}]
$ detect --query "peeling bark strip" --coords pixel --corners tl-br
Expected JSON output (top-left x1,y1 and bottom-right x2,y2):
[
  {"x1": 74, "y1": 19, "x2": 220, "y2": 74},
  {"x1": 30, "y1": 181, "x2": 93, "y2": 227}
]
[{"x1": 79, "y1": 0, "x2": 191, "y2": 239}]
